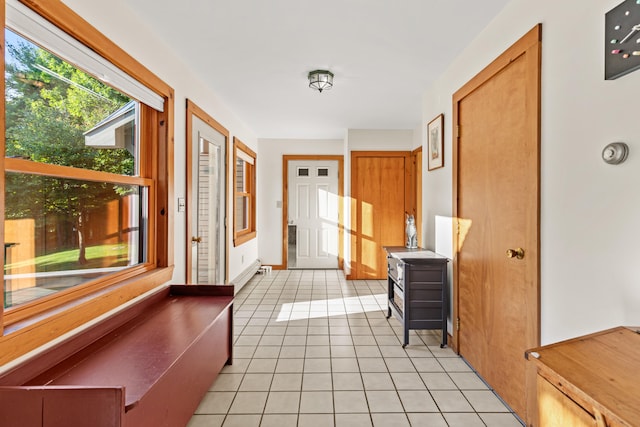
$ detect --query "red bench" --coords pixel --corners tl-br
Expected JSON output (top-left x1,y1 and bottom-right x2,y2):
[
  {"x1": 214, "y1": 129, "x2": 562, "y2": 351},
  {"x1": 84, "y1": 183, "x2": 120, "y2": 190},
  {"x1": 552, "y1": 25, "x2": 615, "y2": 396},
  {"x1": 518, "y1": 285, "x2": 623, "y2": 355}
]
[{"x1": 0, "y1": 284, "x2": 234, "y2": 427}]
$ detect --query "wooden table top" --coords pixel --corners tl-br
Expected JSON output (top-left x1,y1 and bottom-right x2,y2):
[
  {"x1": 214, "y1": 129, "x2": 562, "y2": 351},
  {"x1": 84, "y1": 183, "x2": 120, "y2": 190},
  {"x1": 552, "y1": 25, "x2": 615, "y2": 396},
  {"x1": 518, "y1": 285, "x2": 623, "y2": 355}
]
[{"x1": 527, "y1": 326, "x2": 640, "y2": 426}]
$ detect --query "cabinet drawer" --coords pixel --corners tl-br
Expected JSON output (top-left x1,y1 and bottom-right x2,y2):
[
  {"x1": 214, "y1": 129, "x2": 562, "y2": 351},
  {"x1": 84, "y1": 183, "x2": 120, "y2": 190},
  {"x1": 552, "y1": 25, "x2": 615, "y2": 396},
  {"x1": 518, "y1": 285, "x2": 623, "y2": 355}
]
[
  {"x1": 392, "y1": 295, "x2": 404, "y2": 314},
  {"x1": 408, "y1": 267, "x2": 444, "y2": 283},
  {"x1": 393, "y1": 284, "x2": 404, "y2": 301},
  {"x1": 537, "y1": 376, "x2": 597, "y2": 427},
  {"x1": 411, "y1": 285, "x2": 442, "y2": 302},
  {"x1": 388, "y1": 257, "x2": 404, "y2": 284}
]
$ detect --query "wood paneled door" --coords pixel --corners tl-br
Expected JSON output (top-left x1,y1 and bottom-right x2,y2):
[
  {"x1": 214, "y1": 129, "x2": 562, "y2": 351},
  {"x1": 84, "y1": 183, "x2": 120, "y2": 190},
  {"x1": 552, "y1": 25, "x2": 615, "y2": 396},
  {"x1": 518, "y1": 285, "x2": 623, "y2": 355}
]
[
  {"x1": 453, "y1": 25, "x2": 541, "y2": 423},
  {"x1": 350, "y1": 151, "x2": 411, "y2": 279},
  {"x1": 282, "y1": 155, "x2": 344, "y2": 271}
]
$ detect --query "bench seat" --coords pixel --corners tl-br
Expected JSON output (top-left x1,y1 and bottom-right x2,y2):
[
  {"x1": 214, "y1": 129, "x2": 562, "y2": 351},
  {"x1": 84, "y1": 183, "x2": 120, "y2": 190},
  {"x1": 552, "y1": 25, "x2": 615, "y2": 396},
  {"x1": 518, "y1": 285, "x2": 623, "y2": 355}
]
[{"x1": 0, "y1": 284, "x2": 234, "y2": 427}]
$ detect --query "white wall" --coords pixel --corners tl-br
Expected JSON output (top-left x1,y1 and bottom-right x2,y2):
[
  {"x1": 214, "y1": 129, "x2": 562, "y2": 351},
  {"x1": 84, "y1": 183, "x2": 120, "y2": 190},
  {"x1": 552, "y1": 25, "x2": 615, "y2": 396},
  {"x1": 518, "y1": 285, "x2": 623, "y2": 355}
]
[
  {"x1": 422, "y1": 0, "x2": 640, "y2": 344},
  {"x1": 257, "y1": 139, "x2": 344, "y2": 267},
  {"x1": 61, "y1": 0, "x2": 259, "y2": 284},
  {"x1": 347, "y1": 129, "x2": 414, "y2": 150},
  {"x1": 412, "y1": 124, "x2": 422, "y2": 151}
]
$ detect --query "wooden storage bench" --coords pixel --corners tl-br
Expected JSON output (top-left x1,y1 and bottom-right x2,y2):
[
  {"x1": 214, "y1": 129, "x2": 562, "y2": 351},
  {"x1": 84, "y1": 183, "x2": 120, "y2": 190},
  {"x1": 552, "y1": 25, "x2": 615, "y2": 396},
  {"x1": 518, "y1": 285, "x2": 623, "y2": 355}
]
[{"x1": 0, "y1": 284, "x2": 234, "y2": 427}]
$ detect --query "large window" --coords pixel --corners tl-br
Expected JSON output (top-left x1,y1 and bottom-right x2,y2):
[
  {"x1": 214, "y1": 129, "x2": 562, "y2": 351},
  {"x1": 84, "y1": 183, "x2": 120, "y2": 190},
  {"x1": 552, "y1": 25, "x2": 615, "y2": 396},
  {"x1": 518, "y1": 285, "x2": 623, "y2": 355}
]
[
  {"x1": 4, "y1": 29, "x2": 145, "y2": 309},
  {"x1": 0, "y1": 0, "x2": 172, "y2": 362},
  {"x1": 233, "y1": 138, "x2": 256, "y2": 246}
]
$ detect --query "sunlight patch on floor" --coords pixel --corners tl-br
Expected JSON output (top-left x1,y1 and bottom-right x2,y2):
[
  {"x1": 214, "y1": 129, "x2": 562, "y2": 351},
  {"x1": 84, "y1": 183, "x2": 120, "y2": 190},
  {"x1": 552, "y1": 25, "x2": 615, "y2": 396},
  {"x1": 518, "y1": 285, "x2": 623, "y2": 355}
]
[{"x1": 276, "y1": 294, "x2": 387, "y2": 321}]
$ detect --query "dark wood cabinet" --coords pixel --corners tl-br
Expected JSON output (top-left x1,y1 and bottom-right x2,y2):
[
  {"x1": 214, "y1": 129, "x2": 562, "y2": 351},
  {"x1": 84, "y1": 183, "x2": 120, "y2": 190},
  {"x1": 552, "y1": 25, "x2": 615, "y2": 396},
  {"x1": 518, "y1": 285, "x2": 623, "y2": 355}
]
[{"x1": 384, "y1": 247, "x2": 449, "y2": 348}]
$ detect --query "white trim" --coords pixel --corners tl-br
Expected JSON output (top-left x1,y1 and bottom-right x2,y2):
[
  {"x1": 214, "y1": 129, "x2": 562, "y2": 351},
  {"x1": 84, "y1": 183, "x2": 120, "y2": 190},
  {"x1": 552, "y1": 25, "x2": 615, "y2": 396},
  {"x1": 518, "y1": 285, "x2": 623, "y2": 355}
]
[
  {"x1": 5, "y1": 0, "x2": 165, "y2": 112},
  {"x1": 236, "y1": 148, "x2": 255, "y2": 165}
]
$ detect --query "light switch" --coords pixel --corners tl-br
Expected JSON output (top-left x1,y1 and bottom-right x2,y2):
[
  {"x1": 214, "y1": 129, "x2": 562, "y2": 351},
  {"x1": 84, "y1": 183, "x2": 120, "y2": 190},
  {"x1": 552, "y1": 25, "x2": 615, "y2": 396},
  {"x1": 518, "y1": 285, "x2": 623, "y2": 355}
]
[{"x1": 177, "y1": 197, "x2": 185, "y2": 212}]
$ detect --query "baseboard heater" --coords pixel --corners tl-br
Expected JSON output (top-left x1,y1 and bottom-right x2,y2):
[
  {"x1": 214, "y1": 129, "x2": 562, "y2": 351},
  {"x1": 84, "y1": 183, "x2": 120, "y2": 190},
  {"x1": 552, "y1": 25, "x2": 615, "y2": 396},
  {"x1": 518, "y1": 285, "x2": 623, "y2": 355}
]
[{"x1": 230, "y1": 259, "x2": 261, "y2": 294}]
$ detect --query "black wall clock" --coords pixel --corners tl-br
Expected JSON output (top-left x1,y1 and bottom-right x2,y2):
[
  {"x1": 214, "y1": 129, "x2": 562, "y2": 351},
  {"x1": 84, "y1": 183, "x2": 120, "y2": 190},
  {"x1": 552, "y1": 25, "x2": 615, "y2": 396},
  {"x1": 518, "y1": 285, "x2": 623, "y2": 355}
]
[{"x1": 605, "y1": 0, "x2": 640, "y2": 79}]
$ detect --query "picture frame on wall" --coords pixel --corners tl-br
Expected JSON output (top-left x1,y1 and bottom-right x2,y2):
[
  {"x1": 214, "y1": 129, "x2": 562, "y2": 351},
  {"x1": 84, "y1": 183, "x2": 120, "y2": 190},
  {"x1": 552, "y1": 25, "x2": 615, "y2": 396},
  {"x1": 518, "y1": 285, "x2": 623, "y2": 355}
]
[{"x1": 427, "y1": 114, "x2": 444, "y2": 171}]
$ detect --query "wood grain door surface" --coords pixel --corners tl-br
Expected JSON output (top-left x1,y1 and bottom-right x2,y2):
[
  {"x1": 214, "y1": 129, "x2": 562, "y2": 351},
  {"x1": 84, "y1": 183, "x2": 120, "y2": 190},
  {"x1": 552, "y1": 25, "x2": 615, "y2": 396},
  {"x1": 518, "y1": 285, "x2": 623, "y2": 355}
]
[
  {"x1": 453, "y1": 25, "x2": 541, "y2": 422},
  {"x1": 351, "y1": 152, "x2": 410, "y2": 279}
]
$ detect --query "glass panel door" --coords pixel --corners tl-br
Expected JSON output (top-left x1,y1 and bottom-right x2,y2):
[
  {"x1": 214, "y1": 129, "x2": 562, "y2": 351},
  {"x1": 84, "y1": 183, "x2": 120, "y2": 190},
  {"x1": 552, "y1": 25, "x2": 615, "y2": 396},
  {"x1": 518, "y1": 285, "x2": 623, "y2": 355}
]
[{"x1": 190, "y1": 116, "x2": 226, "y2": 284}]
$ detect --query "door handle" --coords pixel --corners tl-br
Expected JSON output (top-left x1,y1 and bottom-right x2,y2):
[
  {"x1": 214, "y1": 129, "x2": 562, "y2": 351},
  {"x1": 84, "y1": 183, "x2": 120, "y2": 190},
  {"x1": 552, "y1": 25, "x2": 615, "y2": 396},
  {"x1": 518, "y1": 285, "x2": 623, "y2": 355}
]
[
  {"x1": 506, "y1": 248, "x2": 525, "y2": 259},
  {"x1": 192, "y1": 236, "x2": 202, "y2": 243}
]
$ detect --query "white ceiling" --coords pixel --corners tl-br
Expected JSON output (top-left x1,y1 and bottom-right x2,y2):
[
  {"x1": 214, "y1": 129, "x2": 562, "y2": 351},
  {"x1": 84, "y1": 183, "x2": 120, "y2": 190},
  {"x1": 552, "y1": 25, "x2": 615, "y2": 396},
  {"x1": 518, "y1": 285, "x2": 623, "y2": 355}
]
[{"x1": 124, "y1": 0, "x2": 511, "y2": 139}]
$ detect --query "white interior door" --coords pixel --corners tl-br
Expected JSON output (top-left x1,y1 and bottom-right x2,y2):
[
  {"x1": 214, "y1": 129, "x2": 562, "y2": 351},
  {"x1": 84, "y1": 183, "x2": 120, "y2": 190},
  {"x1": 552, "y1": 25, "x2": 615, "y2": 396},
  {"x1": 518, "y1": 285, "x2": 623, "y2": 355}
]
[
  {"x1": 288, "y1": 160, "x2": 339, "y2": 269},
  {"x1": 191, "y1": 116, "x2": 226, "y2": 283}
]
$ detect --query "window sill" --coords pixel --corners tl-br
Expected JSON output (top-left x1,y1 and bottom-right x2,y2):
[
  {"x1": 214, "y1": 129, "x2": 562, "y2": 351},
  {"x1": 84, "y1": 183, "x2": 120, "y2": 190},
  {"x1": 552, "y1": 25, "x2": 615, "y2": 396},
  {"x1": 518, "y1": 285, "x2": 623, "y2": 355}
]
[
  {"x1": 0, "y1": 266, "x2": 173, "y2": 366},
  {"x1": 233, "y1": 231, "x2": 256, "y2": 247}
]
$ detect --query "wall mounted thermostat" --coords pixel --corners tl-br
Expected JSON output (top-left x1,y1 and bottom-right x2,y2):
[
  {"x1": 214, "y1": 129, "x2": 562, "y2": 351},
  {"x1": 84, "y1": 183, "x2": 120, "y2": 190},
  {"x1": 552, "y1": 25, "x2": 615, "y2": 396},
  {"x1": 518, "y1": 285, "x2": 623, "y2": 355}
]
[{"x1": 602, "y1": 142, "x2": 629, "y2": 164}]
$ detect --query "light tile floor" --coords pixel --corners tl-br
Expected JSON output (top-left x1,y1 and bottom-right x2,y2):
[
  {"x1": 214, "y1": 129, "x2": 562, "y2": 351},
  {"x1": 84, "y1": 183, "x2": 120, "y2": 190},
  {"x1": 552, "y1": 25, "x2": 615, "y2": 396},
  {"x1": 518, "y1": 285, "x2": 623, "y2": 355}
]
[{"x1": 189, "y1": 269, "x2": 522, "y2": 427}]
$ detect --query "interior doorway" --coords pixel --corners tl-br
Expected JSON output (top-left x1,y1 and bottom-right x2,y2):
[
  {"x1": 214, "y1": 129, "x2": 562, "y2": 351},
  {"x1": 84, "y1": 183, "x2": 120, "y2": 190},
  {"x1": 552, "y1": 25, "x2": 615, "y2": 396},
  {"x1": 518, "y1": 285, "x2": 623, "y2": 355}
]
[
  {"x1": 453, "y1": 25, "x2": 541, "y2": 422},
  {"x1": 350, "y1": 151, "x2": 411, "y2": 280},
  {"x1": 186, "y1": 100, "x2": 228, "y2": 284},
  {"x1": 282, "y1": 155, "x2": 344, "y2": 270}
]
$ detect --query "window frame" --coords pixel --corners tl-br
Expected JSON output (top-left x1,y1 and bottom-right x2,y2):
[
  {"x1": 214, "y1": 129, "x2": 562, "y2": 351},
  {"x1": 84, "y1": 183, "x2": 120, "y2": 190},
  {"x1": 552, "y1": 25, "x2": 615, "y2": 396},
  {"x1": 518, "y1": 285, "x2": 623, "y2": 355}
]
[
  {"x1": 232, "y1": 137, "x2": 256, "y2": 246},
  {"x1": 0, "y1": 0, "x2": 174, "y2": 363}
]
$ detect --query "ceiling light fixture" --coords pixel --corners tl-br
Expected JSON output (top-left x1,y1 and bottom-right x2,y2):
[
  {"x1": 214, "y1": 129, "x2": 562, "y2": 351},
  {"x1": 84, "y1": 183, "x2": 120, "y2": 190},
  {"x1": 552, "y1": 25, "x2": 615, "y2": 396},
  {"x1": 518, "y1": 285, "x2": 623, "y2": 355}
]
[{"x1": 308, "y1": 70, "x2": 334, "y2": 93}]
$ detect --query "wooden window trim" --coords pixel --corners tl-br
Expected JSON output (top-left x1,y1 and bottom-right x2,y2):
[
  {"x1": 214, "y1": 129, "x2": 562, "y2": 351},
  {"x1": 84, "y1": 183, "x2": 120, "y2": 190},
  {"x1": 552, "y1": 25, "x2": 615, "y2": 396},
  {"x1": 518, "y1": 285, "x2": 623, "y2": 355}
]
[
  {"x1": 232, "y1": 137, "x2": 256, "y2": 247},
  {"x1": 0, "y1": 0, "x2": 174, "y2": 364}
]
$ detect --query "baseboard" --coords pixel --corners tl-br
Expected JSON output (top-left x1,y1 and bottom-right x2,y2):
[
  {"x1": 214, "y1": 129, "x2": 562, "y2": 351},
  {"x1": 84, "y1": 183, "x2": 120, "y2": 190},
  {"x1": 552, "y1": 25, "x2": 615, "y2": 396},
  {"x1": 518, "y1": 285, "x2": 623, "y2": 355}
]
[{"x1": 229, "y1": 259, "x2": 261, "y2": 294}]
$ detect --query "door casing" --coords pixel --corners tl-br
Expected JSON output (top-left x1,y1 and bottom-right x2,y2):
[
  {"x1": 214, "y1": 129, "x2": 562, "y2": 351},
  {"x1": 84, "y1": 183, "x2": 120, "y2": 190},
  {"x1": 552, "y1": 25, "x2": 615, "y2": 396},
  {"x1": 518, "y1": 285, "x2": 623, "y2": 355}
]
[{"x1": 411, "y1": 147, "x2": 423, "y2": 247}]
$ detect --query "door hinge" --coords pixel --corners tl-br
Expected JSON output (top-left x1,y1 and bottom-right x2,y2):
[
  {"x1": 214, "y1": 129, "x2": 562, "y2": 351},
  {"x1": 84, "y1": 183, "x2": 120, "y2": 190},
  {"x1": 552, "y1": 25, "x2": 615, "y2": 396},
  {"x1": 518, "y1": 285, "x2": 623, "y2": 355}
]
[
  {"x1": 456, "y1": 317, "x2": 460, "y2": 331},
  {"x1": 456, "y1": 125, "x2": 461, "y2": 139}
]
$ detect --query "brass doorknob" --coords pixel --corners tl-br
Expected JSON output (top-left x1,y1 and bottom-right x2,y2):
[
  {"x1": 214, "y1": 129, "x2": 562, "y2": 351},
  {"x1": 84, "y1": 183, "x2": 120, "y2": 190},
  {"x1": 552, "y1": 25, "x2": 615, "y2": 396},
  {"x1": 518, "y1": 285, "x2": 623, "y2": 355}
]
[
  {"x1": 506, "y1": 248, "x2": 525, "y2": 259},
  {"x1": 192, "y1": 236, "x2": 202, "y2": 243}
]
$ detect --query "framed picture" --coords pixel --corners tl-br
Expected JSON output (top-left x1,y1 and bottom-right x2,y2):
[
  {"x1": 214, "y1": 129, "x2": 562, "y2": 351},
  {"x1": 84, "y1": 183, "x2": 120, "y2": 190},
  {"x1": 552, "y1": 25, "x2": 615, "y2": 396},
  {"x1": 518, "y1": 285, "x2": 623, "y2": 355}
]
[{"x1": 427, "y1": 114, "x2": 444, "y2": 171}]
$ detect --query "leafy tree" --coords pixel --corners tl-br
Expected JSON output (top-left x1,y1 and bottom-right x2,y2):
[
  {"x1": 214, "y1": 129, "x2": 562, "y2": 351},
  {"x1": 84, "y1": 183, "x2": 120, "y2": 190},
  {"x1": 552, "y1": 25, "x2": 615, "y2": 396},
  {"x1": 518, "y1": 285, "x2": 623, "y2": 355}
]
[{"x1": 5, "y1": 34, "x2": 135, "y2": 265}]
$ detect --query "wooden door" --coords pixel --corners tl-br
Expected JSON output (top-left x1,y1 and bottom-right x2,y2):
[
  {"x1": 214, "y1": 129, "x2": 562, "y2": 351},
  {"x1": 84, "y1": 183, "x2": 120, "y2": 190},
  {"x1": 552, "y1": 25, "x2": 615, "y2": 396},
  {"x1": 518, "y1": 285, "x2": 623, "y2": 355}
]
[
  {"x1": 453, "y1": 25, "x2": 541, "y2": 422},
  {"x1": 351, "y1": 151, "x2": 410, "y2": 279}
]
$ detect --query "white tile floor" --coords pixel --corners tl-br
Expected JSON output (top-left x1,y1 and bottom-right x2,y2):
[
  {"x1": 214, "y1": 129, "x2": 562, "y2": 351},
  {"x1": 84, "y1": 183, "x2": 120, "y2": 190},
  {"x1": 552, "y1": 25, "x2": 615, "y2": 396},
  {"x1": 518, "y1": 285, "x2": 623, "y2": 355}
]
[{"x1": 188, "y1": 269, "x2": 522, "y2": 427}]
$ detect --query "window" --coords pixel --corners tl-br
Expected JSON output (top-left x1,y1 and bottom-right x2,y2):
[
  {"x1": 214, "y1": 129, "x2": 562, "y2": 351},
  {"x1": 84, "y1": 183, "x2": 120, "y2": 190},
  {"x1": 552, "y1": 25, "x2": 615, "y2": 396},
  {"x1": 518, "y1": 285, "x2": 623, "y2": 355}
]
[
  {"x1": 233, "y1": 138, "x2": 256, "y2": 246},
  {"x1": 0, "y1": 0, "x2": 172, "y2": 363},
  {"x1": 4, "y1": 29, "x2": 145, "y2": 310}
]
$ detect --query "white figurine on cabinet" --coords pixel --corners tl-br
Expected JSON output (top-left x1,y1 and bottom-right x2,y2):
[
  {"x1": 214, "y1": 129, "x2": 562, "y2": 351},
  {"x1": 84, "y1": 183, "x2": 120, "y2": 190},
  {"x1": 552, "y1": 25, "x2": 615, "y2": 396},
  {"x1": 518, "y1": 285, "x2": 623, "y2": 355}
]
[{"x1": 405, "y1": 214, "x2": 417, "y2": 249}]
